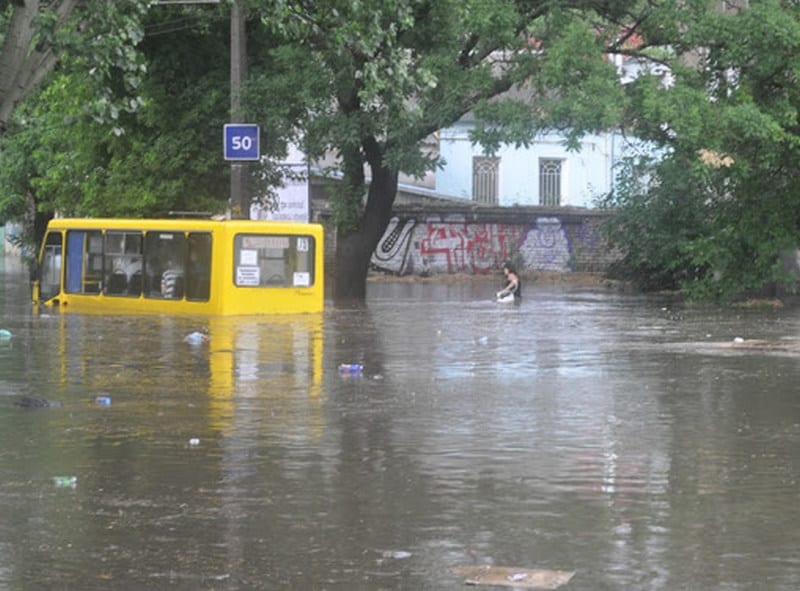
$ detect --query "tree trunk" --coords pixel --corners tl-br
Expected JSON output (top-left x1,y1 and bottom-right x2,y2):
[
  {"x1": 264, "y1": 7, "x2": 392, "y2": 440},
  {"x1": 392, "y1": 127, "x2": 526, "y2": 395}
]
[
  {"x1": 332, "y1": 164, "x2": 399, "y2": 302},
  {"x1": 333, "y1": 227, "x2": 372, "y2": 301},
  {"x1": 24, "y1": 189, "x2": 52, "y2": 278},
  {"x1": 0, "y1": 0, "x2": 68, "y2": 132}
]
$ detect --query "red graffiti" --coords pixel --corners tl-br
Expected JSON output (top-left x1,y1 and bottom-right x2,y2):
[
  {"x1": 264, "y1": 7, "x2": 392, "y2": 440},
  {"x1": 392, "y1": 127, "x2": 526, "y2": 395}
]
[{"x1": 419, "y1": 223, "x2": 524, "y2": 273}]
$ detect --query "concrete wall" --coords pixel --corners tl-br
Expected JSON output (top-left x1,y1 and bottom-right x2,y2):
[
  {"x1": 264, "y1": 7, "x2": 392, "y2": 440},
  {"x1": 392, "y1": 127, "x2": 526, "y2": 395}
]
[
  {"x1": 368, "y1": 206, "x2": 618, "y2": 276},
  {"x1": 311, "y1": 178, "x2": 620, "y2": 279}
]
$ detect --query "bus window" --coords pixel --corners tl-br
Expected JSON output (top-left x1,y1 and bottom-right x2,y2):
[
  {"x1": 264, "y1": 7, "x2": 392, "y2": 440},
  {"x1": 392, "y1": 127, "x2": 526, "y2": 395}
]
[
  {"x1": 104, "y1": 231, "x2": 143, "y2": 296},
  {"x1": 65, "y1": 230, "x2": 104, "y2": 294},
  {"x1": 233, "y1": 234, "x2": 315, "y2": 288},
  {"x1": 144, "y1": 231, "x2": 187, "y2": 299},
  {"x1": 186, "y1": 233, "x2": 211, "y2": 301},
  {"x1": 39, "y1": 232, "x2": 63, "y2": 302}
]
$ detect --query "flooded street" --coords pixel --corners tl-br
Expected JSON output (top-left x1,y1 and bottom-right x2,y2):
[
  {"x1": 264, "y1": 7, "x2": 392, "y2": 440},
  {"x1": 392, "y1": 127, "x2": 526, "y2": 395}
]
[{"x1": 1, "y1": 265, "x2": 799, "y2": 590}]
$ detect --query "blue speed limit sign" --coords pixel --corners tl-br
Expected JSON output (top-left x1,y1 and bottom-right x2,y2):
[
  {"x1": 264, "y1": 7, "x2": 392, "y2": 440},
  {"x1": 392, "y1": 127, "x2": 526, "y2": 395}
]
[{"x1": 224, "y1": 124, "x2": 260, "y2": 160}]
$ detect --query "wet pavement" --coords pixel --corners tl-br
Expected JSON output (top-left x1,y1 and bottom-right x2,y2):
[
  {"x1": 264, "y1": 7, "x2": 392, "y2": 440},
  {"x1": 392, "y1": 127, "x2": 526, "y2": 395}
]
[{"x1": 1, "y1": 264, "x2": 799, "y2": 590}]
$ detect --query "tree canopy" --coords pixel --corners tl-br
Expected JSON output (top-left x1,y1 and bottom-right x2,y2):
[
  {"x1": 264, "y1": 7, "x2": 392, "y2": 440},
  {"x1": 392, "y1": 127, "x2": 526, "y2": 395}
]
[
  {"x1": 241, "y1": 0, "x2": 639, "y2": 298},
  {"x1": 602, "y1": 0, "x2": 800, "y2": 300},
  {"x1": 4, "y1": 0, "x2": 800, "y2": 301},
  {"x1": 0, "y1": 0, "x2": 149, "y2": 132},
  {"x1": 0, "y1": 1, "x2": 232, "y2": 239}
]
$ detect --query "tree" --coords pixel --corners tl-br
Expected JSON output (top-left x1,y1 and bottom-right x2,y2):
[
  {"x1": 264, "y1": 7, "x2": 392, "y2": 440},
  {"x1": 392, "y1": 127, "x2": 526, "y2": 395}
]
[
  {"x1": 10, "y1": 0, "x2": 793, "y2": 303},
  {"x1": 0, "y1": 0, "x2": 149, "y2": 133},
  {"x1": 0, "y1": 0, "x2": 84, "y2": 247},
  {"x1": 0, "y1": 1, "x2": 239, "y2": 252},
  {"x1": 1, "y1": 2, "x2": 301, "y2": 233},
  {"x1": 0, "y1": 0, "x2": 63, "y2": 133},
  {"x1": 602, "y1": 0, "x2": 800, "y2": 300},
  {"x1": 0, "y1": 0, "x2": 153, "y2": 252},
  {"x1": 242, "y1": 0, "x2": 645, "y2": 300}
]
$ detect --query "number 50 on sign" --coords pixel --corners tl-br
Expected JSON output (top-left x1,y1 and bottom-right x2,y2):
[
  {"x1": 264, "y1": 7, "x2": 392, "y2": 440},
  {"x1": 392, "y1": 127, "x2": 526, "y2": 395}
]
[{"x1": 224, "y1": 124, "x2": 260, "y2": 161}]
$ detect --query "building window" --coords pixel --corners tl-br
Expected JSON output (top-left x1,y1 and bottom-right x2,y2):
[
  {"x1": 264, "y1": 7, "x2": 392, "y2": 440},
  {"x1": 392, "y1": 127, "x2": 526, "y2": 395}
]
[
  {"x1": 539, "y1": 158, "x2": 562, "y2": 206},
  {"x1": 472, "y1": 156, "x2": 499, "y2": 205}
]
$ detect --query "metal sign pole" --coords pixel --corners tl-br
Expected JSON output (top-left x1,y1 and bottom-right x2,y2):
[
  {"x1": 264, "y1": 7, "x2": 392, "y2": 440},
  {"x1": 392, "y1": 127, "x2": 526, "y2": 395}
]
[{"x1": 229, "y1": 1, "x2": 248, "y2": 219}]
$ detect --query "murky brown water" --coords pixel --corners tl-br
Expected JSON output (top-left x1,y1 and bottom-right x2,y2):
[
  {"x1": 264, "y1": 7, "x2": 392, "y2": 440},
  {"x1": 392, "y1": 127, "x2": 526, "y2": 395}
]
[{"x1": 2, "y1": 264, "x2": 800, "y2": 590}]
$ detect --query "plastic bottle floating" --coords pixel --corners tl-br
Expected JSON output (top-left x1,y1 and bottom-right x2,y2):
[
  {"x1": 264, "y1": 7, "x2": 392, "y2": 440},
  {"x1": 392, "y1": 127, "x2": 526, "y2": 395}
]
[
  {"x1": 183, "y1": 331, "x2": 209, "y2": 345},
  {"x1": 53, "y1": 476, "x2": 77, "y2": 488},
  {"x1": 338, "y1": 363, "x2": 364, "y2": 375}
]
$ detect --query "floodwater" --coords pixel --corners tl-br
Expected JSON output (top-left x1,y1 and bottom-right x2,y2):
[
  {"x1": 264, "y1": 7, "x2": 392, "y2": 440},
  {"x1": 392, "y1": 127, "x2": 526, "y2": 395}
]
[{"x1": 1, "y1": 263, "x2": 799, "y2": 591}]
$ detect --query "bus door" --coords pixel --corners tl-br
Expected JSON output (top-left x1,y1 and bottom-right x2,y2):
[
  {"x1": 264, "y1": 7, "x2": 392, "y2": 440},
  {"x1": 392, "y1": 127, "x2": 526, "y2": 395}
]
[
  {"x1": 65, "y1": 230, "x2": 104, "y2": 294},
  {"x1": 65, "y1": 231, "x2": 85, "y2": 293},
  {"x1": 37, "y1": 231, "x2": 64, "y2": 303}
]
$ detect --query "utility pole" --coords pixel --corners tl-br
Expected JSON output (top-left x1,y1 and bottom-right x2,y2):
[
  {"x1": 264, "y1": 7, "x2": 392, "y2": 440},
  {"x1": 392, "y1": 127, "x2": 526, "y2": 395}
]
[
  {"x1": 229, "y1": 1, "x2": 248, "y2": 219},
  {"x1": 154, "y1": 0, "x2": 249, "y2": 219},
  {"x1": 154, "y1": 1, "x2": 250, "y2": 217}
]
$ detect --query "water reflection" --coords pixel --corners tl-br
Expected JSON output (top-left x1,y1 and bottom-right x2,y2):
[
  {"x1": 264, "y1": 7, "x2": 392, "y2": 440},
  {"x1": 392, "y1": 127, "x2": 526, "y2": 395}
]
[{"x1": 1, "y1": 267, "x2": 800, "y2": 589}]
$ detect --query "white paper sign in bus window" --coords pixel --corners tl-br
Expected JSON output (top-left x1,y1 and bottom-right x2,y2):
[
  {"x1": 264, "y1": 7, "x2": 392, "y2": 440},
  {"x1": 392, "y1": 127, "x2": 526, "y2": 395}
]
[
  {"x1": 242, "y1": 236, "x2": 289, "y2": 250},
  {"x1": 237, "y1": 266, "x2": 260, "y2": 286},
  {"x1": 296, "y1": 237, "x2": 309, "y2": 252},
  {"x1": 239, "y1": 249, "x2": 258, "y2": 266},
  {"x1": 293, "y1": 272, "x2": 310, "y2": 287}
]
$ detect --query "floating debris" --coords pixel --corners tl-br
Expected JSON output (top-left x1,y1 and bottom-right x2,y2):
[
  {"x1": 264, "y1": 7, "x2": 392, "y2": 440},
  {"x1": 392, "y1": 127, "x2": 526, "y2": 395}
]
[
  {"x1": 183, "y1": 331, "x2": 209, "y2": 345},
  {"x1": 14, "y1": 396, "x2": 62, "y2": 409},
  {"x1": 380, "y1": 550, "x2": 412, "y2": 560},
  {"x1": 95, "y1": 396, "x2": 111, "y2": 406},
  {"x1": 667, "y1": 339, "x2": 800, "y2": 356},
  {"x1": 726, "y1": 339, "x2": 800, "y2": 352},
  {"x1": 0, "y1": 329, "x2": 12, "y2": 341},
  {"x1": 53, "y1": 476, "x2": 77, "y2": 488},
  {"x1": 451, "y1": 565, "x2": 575, "y2": 589}
]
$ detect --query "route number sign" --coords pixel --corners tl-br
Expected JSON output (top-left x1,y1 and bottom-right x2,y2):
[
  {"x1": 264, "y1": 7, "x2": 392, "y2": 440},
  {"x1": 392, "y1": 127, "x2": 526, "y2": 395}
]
[{"x1": 224, "y1": 124, "x2": 260, "y2": 161}]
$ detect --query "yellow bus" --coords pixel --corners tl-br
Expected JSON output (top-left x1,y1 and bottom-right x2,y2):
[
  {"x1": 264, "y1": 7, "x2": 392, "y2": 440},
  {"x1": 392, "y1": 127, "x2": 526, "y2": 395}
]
[{"x1": 32, "y1": 218, "x2": 324, "y2": 314}]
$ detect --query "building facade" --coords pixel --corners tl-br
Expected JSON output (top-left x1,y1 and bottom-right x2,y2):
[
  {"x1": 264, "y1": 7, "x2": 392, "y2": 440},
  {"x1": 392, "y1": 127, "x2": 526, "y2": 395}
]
[{"x1": 435, "y1": 123, "x2": 643, "y2": 209}]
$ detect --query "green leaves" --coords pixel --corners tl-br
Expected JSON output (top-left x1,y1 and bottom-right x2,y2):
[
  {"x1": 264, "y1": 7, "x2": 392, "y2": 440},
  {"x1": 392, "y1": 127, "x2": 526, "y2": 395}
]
[
  {"x1": 592, "y1": 1, "x2": 800, "y2": 300},
  {"x1": 0, "y1": 1, "x2": 231, "y2": 223},
  {"x1": 6, "y1": 0, "x2": 800, "y2": 303}
]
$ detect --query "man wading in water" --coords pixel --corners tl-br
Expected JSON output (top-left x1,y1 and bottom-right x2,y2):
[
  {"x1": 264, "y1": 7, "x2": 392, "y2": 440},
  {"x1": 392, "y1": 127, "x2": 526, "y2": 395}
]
[{"x1": 496, "y1": 262, "x2": 521, "y2": 303}]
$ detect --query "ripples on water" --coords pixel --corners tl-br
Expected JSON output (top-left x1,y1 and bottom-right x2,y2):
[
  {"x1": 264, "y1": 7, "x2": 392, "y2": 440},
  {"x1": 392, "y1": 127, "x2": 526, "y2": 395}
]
[{"x1": 1, "y1": 271, "x2": 800, "y2": 589}]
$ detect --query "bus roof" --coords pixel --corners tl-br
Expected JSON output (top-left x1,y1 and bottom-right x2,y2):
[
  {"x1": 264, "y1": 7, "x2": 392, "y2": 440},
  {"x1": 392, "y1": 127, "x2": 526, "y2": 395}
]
[{"x1": 46, "y1": 218, "x2": 323, "y2": 232}]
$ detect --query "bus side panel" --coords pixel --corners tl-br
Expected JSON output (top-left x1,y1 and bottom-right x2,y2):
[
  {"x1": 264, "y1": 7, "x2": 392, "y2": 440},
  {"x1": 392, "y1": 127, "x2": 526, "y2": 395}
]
[
  {"x1": 37, "y1": 219, "x2": 324, "y2": 316},
  {"x1": 217, "y1": 224, "x2": 324, "y2": 315}
]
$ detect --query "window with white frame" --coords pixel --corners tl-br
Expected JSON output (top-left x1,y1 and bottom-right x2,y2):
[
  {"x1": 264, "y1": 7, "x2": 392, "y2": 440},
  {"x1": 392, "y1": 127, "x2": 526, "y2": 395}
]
[
  {"x1": 539, "y1": 158, "x2": 562, "y2": 206},
  {"x1": 472, "y1": 156, "x2": 499, "y2": 205}
]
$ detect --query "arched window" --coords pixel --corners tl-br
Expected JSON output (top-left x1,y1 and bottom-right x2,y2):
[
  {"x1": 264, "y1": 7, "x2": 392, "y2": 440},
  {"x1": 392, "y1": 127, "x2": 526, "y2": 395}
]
[
  {"x1": 539, "y1": 159, "x2": 563, "y2": 206},
  {"x1": 472, "y1": 157, "x2": 499, "y2": 205}
]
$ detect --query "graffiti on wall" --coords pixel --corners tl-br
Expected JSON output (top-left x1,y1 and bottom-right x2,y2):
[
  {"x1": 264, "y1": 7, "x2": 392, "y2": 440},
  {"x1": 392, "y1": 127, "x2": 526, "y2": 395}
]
[
  {"x1": 518, "y1": 217, "x2": 571, "y2": 272},
  {"x1": 372, "y1": 214, "x2": 605, "y2": 275},
  {"x1": 372, "y1": 218, "x2": 418, "y2": 275},
  {"x1": 419, "y1": 218, "x2": 524, "y2": 274}
]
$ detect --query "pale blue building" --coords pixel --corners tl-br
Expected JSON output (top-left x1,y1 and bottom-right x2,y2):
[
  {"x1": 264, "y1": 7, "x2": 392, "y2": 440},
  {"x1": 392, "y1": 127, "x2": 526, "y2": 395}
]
[{"x1": 435, "y1": 121, "x2": 642, "y2": 209}]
